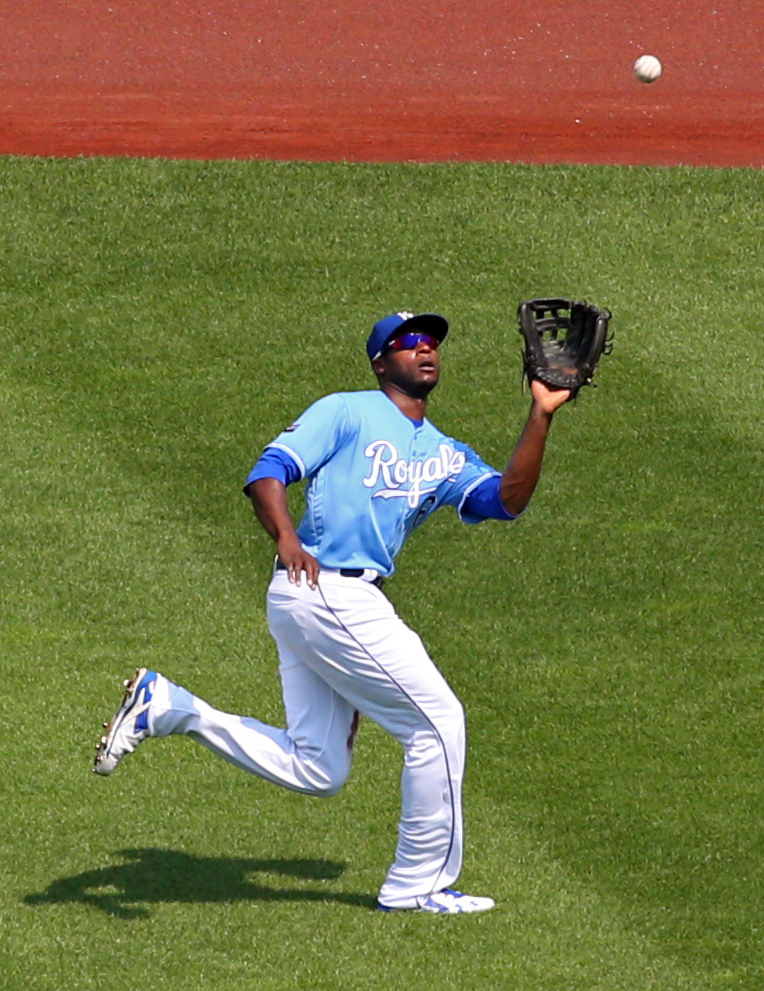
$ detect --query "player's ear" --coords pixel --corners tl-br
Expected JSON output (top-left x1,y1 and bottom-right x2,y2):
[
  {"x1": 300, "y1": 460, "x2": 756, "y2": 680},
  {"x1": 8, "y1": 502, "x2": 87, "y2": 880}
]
[{"x1": 371, "y1": 355, "x2": 386, "y2": 378}]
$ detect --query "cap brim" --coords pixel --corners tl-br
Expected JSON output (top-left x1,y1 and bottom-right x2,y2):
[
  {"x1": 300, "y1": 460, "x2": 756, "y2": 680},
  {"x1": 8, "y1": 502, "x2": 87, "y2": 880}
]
[{"x1": 380, "y1": 312, "x2": 449, "y2": 353}]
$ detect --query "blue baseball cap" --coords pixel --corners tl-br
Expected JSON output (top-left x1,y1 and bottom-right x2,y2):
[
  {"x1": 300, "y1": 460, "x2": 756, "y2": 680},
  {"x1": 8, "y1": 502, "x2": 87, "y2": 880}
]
[{"x1": 366, "y1": 311, "x2": 449, "y2": 361}]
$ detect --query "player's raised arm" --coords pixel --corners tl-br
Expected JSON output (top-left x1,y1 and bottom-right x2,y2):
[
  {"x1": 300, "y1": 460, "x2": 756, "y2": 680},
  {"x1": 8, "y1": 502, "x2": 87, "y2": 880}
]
[
  {"x1": 499, "y1": 379, "x2": 570, "y2": 517},
  {"x1": 245, "y1": 478, "x2": 320, "y2": 589},
  {"x1": 503, "y1": 296, "x2": 612, "y2": 516}
]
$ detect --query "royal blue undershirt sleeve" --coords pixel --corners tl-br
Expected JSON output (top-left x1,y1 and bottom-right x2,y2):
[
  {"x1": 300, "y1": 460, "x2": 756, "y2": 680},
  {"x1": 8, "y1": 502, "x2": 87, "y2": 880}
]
[
  {"x1": 244, "y1": 447, "x2": 302, "y2": 491},
  {"x1": 461, "y1": 474, "x2": 516, "y2": 521}
]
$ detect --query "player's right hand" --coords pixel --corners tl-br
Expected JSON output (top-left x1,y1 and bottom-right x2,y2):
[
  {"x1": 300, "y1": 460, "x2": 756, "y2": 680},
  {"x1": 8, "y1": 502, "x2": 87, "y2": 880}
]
[{"x1": 277, "y1": 536, "x2": 320, "y2": 590}]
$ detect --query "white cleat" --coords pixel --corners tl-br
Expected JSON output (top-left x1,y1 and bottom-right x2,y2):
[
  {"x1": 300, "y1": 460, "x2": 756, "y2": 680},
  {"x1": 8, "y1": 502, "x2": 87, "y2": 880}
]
[
  {"x1": 93, "y1": 668, "x2": 157, "y2": 776},
  {"x1": 378, "y1": 888, "x2": 496, "y2": 914}
]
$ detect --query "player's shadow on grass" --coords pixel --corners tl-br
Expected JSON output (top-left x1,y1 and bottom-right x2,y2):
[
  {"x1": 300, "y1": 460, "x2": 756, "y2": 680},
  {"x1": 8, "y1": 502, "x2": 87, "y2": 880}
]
[{"x1": 24, "y1": 847, "x2": 376, "y2": 918}]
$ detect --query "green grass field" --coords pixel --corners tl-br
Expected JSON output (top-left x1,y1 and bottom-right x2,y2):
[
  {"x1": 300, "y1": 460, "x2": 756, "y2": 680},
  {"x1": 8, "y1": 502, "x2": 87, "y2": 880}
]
[{"x1": 2, "y1": 155, "x2": 764, "y2": 991}]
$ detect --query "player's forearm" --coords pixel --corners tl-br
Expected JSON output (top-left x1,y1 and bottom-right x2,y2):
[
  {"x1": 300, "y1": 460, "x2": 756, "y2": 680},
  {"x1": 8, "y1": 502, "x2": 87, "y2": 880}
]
[
  {"x1": 246, "y1": 477, "x2": 300, "y2": 544},
  {"x1": 247, "y1": 477, "x2": 319, "y2": 589},
  {"x1": 499, "y1": 403, "x2": 554, "y2": 516}
]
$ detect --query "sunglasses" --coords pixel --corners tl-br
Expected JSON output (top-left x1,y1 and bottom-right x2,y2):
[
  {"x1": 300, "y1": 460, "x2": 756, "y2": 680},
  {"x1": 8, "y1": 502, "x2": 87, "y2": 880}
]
[{"x1": 383, "y1": 332, "x2": 440, "y2": 354}]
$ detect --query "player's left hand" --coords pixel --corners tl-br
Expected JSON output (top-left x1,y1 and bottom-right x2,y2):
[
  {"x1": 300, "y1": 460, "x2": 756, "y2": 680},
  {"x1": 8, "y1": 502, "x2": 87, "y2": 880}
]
[{"x1": 530, "y1": 378, "x2": 572, "y2": 413}]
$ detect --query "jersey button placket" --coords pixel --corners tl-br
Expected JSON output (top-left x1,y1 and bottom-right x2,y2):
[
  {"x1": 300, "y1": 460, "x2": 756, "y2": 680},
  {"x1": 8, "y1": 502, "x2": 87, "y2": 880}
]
[{"x1": 408, "y1": 428, "x2": 429, "y2": 520}]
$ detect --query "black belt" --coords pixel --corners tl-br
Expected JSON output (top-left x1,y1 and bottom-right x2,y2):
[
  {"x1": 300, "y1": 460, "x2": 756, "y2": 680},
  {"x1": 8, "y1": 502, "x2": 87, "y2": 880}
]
[{"x1": 275, "y1": 559, "x2": 385, "y2": 589}]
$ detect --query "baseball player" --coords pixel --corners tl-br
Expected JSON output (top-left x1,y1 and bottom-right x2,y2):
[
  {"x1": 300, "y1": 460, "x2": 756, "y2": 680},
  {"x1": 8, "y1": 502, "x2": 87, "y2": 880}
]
[{"x1": 94, "y1": 310, "x2": 571, "y2": 914}]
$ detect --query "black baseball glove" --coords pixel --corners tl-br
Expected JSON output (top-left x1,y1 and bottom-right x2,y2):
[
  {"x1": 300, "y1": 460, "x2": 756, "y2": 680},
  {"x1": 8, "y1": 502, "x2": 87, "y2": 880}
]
[{"x1": 517, "y1": 297, "x2": 612, "y2": 397}]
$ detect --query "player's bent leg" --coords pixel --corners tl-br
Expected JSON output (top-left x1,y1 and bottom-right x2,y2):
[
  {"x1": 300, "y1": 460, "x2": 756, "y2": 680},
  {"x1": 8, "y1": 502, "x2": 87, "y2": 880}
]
[
  {"x1": 277, "y1": 642, "x2": 359, "y2": 795},
  {"x1": 94, "y1": 661, "x2": 358, "y2": 797},
  {"x1": 148, "y1": 668, "x2": 355, "y2": 796}
]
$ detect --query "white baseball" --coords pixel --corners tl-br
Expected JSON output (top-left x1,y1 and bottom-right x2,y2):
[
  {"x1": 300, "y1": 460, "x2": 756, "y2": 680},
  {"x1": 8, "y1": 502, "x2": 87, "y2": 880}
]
[{"x1": 633, "y1": 54, "x2": 662, "y2": 83}]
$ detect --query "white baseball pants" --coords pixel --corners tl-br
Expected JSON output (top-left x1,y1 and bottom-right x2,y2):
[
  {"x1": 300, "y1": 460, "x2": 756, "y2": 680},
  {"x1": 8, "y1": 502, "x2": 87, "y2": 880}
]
[{"x1": 148, "y1": 569, "x2": 465, "y2": 907}]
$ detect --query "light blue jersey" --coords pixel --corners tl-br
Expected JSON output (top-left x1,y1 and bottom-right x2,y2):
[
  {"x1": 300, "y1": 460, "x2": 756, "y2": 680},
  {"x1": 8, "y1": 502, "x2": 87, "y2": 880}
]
[{"x1": 251, "y1": 390, "x2": 502, "y2": 576}]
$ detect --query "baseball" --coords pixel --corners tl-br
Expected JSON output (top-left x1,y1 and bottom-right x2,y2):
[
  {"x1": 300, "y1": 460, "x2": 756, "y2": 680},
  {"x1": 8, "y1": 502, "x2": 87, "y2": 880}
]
[{"x1": 633, "y1": 54, "x2": 662, "y2": 83}]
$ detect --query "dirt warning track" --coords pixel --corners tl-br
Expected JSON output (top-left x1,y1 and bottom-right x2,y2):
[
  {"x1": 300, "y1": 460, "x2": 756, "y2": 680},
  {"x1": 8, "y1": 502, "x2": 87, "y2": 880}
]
[{"x1": 1, "y1": 0, "x2": 762, "y2": 166}]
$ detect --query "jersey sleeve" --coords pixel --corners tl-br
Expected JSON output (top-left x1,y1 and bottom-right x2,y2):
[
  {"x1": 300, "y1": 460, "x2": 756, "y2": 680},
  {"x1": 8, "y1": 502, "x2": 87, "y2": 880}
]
[{"x1": 263, "y1": 393, "x2": 353, "y2": 479}]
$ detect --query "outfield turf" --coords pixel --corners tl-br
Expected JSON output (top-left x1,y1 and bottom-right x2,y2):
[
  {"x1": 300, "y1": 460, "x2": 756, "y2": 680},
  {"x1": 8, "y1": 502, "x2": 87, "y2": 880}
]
[{"x1": 2, "y1": 156, "x2": 764, "y2": 991}]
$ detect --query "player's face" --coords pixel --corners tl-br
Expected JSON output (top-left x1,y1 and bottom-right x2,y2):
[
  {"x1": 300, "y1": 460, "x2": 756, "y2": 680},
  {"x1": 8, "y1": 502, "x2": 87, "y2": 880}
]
[{"x1": 375, "y1": 331, "x2": 441, "y2": 398}]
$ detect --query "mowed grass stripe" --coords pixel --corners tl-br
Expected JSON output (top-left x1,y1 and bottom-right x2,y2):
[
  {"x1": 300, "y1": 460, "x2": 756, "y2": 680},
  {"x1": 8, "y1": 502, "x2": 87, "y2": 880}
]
[{"x1": 2, "y1": 155, "x2": 763, "y2": 991}]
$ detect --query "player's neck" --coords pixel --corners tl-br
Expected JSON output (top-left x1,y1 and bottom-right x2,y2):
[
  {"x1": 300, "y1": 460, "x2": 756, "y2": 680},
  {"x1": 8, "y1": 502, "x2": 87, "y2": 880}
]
[{"x1": 380, "y1": 382, "x2": 428, "y2": 421}]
